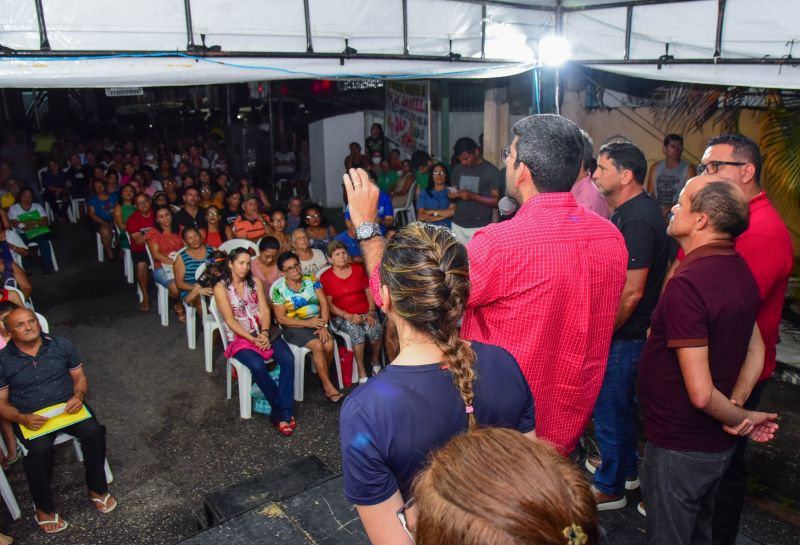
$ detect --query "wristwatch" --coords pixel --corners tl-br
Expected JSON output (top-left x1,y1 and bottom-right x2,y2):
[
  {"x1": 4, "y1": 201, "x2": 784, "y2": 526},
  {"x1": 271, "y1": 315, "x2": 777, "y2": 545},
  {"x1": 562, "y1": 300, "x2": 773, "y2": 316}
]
[
  {"x1": 355, "y1": 222, "x2": 382, "y2": 241},
  {"x1": 432, "y1": 211, "x2": 439, "y2": 217}
]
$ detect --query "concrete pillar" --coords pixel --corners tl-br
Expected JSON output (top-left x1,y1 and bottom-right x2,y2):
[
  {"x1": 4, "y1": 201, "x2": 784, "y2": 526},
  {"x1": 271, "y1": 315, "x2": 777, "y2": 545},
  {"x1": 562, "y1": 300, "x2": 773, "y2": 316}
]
[{"x1": 482, "y1": 82, "x2": 509, "y2": 167}]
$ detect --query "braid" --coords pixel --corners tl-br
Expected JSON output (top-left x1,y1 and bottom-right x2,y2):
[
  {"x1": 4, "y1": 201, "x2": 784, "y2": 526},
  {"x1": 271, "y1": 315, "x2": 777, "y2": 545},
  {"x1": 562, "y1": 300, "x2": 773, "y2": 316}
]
[{"x1": 382, "y1": 222, "x2": 478, "y2": 429}]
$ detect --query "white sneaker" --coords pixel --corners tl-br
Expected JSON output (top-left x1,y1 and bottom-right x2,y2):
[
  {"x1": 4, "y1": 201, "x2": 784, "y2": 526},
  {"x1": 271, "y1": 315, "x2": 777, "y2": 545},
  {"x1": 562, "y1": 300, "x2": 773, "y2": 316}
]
[
  {"x1": 372, "y1": 365, "x2": 382, "y2": 376},
  {"x1": 637, "y1": 502, "x2": 647, "y2": 517},
  {"x1": 585, "y1": 457, "x2": 640, "y2": 490},
  {"x1": 358, "y1": 377, "x2": 369, "y2": 384}
]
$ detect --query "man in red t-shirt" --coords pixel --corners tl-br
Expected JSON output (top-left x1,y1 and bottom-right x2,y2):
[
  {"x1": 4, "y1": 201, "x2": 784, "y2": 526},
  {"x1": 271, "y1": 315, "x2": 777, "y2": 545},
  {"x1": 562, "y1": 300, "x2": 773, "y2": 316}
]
[
  {"x1": 125, "y1": 193, "x2": 155, "y2": 312},
  {"x1": 695, "y1": 135, "x2": 794, "y2": 545},
  {"x1": 639, "y1": 176, "x2": 778, "y2": 545}
]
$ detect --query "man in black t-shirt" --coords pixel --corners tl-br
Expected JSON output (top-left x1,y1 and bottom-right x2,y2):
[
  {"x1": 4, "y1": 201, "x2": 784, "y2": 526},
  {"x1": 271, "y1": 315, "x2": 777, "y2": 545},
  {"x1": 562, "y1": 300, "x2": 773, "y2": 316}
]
[
  {"x1": 174, "y1": 186, "x2": 207, "y2": 231},
  {"x1": 589, "y1": 141, "x2": 670, "y2": 510}
]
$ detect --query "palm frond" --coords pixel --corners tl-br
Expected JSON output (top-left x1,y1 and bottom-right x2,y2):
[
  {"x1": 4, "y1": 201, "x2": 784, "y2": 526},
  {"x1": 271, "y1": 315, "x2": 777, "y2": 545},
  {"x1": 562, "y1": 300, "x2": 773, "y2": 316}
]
[{"x1": 760, "y1": 103, "x2": 800, "y2": 233}]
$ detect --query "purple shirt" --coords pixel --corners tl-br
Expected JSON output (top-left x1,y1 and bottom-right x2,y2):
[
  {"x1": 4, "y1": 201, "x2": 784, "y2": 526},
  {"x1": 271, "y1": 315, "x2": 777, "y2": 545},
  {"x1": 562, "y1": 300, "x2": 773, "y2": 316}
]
[
  {"x1": 571, "y1": 175, "x2": 610, "y2": 219},
  {"x1": 638, "y1": 242, "x2": 759, "y2": 452}
]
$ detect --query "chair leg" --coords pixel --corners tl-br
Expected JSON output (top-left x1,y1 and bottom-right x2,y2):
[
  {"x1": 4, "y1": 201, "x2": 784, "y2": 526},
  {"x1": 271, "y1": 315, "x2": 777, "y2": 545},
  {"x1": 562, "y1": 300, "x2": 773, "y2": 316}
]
[
  {"x1": 159, "y1": 287, "x2": 169, "y2": 327},
  {"x1": 0, "y1": 470, "x2": 21, "y2": 520},
  {"x1": 104, "y1": 459, "x2": 113, "y2": 485},
  {"x1": 72, "y1": 437, "x2": 84, "y2": 461},
  {"x1": 332, "y1": 339, "x2": 344, "y2": 389},
  {"x1": 226, "y1": 359, "x2": 232, "y2": 400},
  {"x1": 292, "y1": 345, "x2": 305, "y2": 402},
  {"x1": 203, "y1": 324, "x2": 215, "y2": 373},
  {"x1": 96, "y1": 233, "x2": 104, "y2": 263},
  {"x1": 50, "y1": 245, "x2": 59, "y2": 272},
  {"x1": 236, "y1": 362, "x2": 253, "y2": 419},
  {"x1": 185, "y1": 304, "x2": 196, "y2": 349},
  {"x1": 124, "y1": 251, "x2": 134, "y2": 284}
]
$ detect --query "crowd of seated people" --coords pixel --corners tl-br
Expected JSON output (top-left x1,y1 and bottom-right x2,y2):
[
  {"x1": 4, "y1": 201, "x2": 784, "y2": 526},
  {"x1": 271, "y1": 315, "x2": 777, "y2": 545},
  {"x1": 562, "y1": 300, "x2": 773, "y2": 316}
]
[{"x1": 0, "y1": 119, "x2": 790, "y2": 545}]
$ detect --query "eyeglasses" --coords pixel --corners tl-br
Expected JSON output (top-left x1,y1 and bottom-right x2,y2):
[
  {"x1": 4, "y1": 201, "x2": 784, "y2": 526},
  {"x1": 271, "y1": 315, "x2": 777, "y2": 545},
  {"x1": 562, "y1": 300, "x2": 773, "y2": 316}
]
[
  {"x1": 697, "y1": 160, "x2": 746, "y2": 175},
  {"x1": 206, "y1": 211, "x2": 220, "y2": 218},
  {"x1": 432, "y1": 170, "x2": 446, "y2": 176},
  {"x1": 396, "y1": 498, "x2": 415, "y2": 542},
  {"x1": 283, "y1": 263, "x2": 301, "y2": 272},
  {"x1": 305, "y1": 214, "x2": 320, "y2": 220},
  {"x1": 501, "y1": 146, "x2": 513, "y2": 163}
]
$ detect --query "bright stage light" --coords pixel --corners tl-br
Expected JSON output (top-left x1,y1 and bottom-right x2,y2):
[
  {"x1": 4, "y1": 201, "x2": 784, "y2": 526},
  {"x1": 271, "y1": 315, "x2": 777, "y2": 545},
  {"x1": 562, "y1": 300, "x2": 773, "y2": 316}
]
[{"x1": 538, "y1": 35, "x2": 570, "y2": 67}]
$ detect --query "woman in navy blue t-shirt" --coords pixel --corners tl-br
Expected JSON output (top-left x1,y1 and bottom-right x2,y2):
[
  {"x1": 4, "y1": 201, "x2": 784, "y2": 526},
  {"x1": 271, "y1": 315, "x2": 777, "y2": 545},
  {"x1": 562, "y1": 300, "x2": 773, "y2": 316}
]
[{"x1": 339, "y1": 223, "x2": 535, "y2": 545}]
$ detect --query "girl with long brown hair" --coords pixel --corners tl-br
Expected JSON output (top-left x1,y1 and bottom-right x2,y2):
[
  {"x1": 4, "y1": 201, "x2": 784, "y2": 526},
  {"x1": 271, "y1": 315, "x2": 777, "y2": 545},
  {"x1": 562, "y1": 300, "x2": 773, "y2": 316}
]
[
  {"x1": 411, "y1": 428, "x2": 598, "y2": 545},
  {"x1": 339, "y1": 223, "x2": 534, "y2": 545}
]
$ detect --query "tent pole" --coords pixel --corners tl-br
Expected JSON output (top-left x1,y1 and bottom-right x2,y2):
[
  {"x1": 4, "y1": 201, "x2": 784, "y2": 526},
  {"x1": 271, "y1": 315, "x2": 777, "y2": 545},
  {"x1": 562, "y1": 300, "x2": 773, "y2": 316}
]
[
  {"x1": 33, "y1": 0, "x2": 50, "y2": 51},
  {"x1": 481, "y1": 5, "x2": 487, "y2": 59},
  {"x1": 184, "y1": 0, "x2": 196, "y2": 49},
  {"x1": 303, "y1": 0, "x2": 313, "y2": 53},
  {"x1": 624, "y1": 6, "x2": 633, "y2": 60},
  {"x1": 225, "y1": 84, "x2": 231, "y2": 125},
  {"x1": 714, "y1": 0, "x2": 727, "y2": 58},
  {"x1": 1, "y1": 90, "x2": 9, "y2": 123},
  {"x1": 554, "y1": 1, "x2": 562, "y2": 115},
  {"x1": 402, "y1": 0, "x2": 409, "y2": 55}
]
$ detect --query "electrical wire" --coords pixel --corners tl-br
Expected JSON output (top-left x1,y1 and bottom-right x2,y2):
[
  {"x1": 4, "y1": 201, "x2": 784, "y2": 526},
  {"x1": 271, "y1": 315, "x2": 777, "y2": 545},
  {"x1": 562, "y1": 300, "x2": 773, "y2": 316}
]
[{"x1": 0, "y1": 51, "x2": 532, "y2": 80}]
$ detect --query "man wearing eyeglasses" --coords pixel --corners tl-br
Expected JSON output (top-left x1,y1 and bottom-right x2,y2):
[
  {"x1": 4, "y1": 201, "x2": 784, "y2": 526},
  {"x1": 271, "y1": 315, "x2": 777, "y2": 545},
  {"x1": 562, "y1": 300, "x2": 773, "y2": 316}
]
[{"x1": 697, "y1": 135, "x2": 793, "y2": 545}]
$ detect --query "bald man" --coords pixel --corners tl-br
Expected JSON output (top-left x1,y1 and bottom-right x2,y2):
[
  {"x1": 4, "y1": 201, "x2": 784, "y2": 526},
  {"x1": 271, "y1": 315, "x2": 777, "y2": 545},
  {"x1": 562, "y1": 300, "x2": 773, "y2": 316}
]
[
  {"x1": 0, "y1": 308, "x2": 116, "y2": 534},
  {"x1": 638, "y1": 177, "x2": 778, "y2": 545}
]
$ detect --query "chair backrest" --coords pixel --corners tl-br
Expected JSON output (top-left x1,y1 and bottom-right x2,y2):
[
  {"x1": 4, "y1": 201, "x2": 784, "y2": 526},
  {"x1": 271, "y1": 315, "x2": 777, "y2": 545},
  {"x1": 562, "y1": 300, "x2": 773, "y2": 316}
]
[
  {"x1": 143, "y1": 241, "x2": 156, "y2": 270},
  {"x1": 218, "y1": 239, "x2": 258, "y2": 255},
  {"x1": 35, "y1": 312, "x2": 49, "y2": 333},
  {"x1": 3, "y1": 280, "x2": 28, "y2": 307},
  {"x1": 194, "y1": 263, "x2": 211, "y2": 320},
  {"x1": 398, "y1": 181, "x2": 417, "y2": 210},
  {"x1": 316, "y1": 265, "x2": 331, "y2": 285},
  {"x1": 208, "y1": 296, "x2": 231, "y2": 350}
]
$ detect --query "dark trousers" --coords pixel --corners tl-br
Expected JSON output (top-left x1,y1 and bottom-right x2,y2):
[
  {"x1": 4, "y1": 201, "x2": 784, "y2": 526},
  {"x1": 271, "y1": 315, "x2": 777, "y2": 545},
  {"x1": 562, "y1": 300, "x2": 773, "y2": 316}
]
[
  {"x1": 43, "y1": 190, "x2": 69, "y2": 218},
  {"x1": 20, "y1": 231, "x2": 54, "y2": 273},
  {"x1": 235, "y1": 337, "x2": 295, "y2": 424},
  {"x1": 711, "y1": 380, "x2": 767, "y2": 545},
  {"x1": 16, "y1": 416, "x2": 107, "y2": 514},
  {"x1": 642, "y1": 443, "x2": 733, "y2": 545}
]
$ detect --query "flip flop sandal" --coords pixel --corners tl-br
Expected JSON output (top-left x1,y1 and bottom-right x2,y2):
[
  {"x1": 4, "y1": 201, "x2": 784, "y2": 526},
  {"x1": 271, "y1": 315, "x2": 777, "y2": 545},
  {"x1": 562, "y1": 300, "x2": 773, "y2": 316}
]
[
  {"x1": 35, "y1": 513, "x2": 69, "y2": 534},
  {"x1": 90, "y1": 493, "x2": 118, "y2": 514},
  {"x1": 326, "y1": 392, "x2": 344, "y2": 404},
  {"x1": 289, "y1": 417, "x2": 297, "y2": 430},
  {"x1": 275, "y1": 422, "x2": 293, "y2": 436},
  {"x1": 3, "y1": 446, "x2": 22, "y2": 469}
]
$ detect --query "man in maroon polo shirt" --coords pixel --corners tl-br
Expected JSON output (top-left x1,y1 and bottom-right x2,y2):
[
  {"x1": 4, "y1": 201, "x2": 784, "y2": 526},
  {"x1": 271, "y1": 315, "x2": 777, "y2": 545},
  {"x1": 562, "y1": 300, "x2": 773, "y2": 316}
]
[
  {"x1": 695, "y1": 135, "x2": 794, "y2": 545},
  {"x1": 639, "y1": 176, "x2": 779, "y2": 545}
]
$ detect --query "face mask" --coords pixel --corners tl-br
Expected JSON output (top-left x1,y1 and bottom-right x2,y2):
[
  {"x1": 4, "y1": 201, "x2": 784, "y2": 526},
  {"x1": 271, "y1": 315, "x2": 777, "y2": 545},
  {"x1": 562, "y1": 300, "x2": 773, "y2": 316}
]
[{"x1": 371, "y1": 156, "x2": 381, "y2": 165}]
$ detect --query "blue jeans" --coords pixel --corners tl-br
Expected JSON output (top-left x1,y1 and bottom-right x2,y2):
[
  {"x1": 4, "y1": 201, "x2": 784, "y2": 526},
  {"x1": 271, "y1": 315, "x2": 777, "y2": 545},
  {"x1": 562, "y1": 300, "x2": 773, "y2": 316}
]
[
  {"x1": 234, "y1": 337, "x2": 294, "y2": 423},
  {"x1": 152, "y1": 267, "x2": 175, "y2": 288},
  {"x1": 592, "y1": 339, "x2": 644, "y2": 495}
]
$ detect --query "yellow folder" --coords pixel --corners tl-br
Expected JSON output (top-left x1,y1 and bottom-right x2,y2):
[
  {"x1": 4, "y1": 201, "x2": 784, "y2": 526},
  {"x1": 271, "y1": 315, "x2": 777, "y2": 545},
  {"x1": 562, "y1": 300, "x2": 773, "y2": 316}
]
[{"x1": 19, "y1": 402, "x2": 92, "y2": 440}]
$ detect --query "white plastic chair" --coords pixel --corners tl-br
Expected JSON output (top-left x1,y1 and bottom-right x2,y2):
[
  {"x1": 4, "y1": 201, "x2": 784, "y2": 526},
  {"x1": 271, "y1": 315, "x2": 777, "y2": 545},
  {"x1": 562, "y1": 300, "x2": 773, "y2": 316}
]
[
  {"x1": 209, "y1": 297, "x2": 271, "y2": 419},
  {"x1": 114, "y1": 226, "x2": 134, "y2": 285},
  {"x1": 218, "y1": 238, "x2": 258, "y2": 255},
  {"x1": 182, "y1": 264, "x2": 220, "y2": 371},
  {"x1": 35, "y1": 312, "x2": 49, "y2": 333},
  {"x1": 18, "y1": 433, "x2": 113, "y2": 485},
  {"x1": 144, "y1": 244, "x2": 169, "y2": 327},
  {"x1": 26, "y1": 239, "x2": 59, "y2": 273},
  {"x1": 0, "y1": 436, "x2": 21, "y2": 520},
  {"x1": 269, "y1": 277, "x2": 343, "y2": 401},
  {"x1": 4, "y1": 280, "x2": 33, "y2": 311},
  {"x1": 70, "y1": 198, "x2": 86, "y2": 223},
  {"x1": 316, "y1": 266, "x2": 360, "y2": 385},
  {"x1": 393, "y1": 182, "x2": 417, "y2": 226}
]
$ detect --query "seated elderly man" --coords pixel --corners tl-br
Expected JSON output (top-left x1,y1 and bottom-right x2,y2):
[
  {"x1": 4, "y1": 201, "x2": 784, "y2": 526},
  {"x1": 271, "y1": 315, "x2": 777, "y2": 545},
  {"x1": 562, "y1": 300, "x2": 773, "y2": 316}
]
[{"x1": 0, "y1": 308, "x2": 116, "y2": 534}]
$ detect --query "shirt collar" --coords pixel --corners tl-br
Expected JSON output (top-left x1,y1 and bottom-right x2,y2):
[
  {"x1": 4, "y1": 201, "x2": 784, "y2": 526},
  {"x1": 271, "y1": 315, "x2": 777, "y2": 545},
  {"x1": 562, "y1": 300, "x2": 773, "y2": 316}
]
[
  {"x1": 676, "y1": 241, "x2": 737, "y2": 274},
  {"x1": 518, "y1": 192, "x2": 579, "y2": 215},
  {"x1": 6, "y1": 334, "x2": 53, "y2": 358}
]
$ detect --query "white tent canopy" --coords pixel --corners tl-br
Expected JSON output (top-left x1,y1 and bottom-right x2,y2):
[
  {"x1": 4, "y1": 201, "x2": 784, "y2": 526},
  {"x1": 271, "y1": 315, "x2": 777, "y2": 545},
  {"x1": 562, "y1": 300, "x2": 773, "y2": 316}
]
[{"x1": 1, "y1": 0, "x2": 799, "y2": 88}]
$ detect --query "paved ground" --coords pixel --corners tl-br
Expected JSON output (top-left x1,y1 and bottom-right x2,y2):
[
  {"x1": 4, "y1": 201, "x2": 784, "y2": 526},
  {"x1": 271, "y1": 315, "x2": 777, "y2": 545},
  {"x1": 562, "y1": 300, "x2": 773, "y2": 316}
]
[{"x1": 1, "y1": 223, "x2": 798, "y2": 545}]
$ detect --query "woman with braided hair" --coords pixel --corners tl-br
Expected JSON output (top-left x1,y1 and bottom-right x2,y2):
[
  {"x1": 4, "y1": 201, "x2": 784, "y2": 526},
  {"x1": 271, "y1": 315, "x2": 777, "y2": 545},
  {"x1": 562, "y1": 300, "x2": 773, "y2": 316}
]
[{"x1": 339, "y1": 222, "x2": 534, "y2": 545}]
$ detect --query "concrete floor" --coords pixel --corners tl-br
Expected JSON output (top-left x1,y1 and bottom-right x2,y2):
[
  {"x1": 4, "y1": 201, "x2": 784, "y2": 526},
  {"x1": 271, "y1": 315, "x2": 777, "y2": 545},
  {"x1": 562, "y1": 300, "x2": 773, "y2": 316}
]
[{"x1": 1, "y1": 223, "x2": 798, "y2": 545}]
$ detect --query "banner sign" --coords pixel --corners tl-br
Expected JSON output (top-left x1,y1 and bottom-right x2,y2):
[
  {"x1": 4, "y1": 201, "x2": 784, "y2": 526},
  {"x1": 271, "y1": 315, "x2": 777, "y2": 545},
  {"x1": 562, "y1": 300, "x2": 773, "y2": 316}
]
[{"x1": 385, "y1": 81, "x2": 430, "y2": 155}]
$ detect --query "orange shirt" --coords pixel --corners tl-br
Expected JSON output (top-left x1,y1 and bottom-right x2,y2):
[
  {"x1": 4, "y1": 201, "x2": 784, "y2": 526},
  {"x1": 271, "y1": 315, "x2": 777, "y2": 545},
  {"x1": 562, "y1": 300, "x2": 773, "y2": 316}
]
[{"x1": 233, "y1": 214, "x2": 270, "y2": 241}]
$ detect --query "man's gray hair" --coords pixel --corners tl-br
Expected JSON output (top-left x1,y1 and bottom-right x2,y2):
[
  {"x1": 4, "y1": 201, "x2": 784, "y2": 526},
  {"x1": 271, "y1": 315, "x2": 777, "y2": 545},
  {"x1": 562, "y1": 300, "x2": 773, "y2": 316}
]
[{"x1": 689, "y1": 181, "x2": 749, "y2": 239}]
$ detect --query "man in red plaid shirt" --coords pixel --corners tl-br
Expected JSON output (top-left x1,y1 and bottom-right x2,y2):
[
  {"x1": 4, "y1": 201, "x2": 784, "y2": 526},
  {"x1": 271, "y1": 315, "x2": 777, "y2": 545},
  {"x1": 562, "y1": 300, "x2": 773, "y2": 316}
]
[{"x1": 345, "y1": 114, "x2": 627, "y2": 455}]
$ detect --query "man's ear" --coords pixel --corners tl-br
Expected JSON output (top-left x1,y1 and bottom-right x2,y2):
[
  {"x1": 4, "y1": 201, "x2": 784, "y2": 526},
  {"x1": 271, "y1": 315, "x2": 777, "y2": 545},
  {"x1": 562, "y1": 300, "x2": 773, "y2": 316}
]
[
  {"x1": 695, "y1": 212, "x2": 710, "y2": 231},
  {"x1": 741, "y1": 163, "x2": 757, "y2": 186}
]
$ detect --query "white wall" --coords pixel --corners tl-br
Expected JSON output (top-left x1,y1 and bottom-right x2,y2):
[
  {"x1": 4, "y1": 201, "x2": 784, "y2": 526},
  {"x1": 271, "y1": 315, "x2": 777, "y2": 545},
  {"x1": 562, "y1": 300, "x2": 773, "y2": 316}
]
[{"x1": 309, "y1": 111, "x2": 365, "y2": 207}]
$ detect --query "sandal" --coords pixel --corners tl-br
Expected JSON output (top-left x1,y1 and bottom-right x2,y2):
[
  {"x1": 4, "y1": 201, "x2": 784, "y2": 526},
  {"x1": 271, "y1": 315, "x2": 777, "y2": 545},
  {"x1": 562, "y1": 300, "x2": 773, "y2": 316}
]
[
  {"x1": 175, "y1": 304, "x2": 186, "y2": 322},
  {"x1": 289, "y1": 417, "x2": 297, "y2": 430},
  {"x1": 326, "y1": 392, "x2": 344, "y2": 404},
  {"x1": 35, "y1": 513, "x2": 68, "y2": 534},
  {"x1": 2, "y1": 446, "x2": 22, "y2": 470},
  {"x1": 90, "y1": 492, "x2": 118, "y2": 514},
  {"x1": 139, "y1": 300, "x2": 150, "y2": 312},
  {"x1": 275, "y1": 421, "x2": 293, "y2": 436}
]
